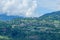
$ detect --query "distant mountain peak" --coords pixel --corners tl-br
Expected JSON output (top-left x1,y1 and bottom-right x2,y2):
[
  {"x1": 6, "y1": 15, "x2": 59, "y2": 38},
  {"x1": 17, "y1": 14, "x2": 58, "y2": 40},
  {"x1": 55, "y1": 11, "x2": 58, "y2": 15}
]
[{"x1": 0, "y1": 13, "x2": 24, "y2": 21}]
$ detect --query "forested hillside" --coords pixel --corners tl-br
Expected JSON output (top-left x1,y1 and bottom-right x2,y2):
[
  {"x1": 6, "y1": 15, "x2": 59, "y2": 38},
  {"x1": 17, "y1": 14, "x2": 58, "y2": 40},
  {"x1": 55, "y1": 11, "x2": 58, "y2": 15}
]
[{"x1": 0, "y1": 11, "x2": 60, "y2": 40}]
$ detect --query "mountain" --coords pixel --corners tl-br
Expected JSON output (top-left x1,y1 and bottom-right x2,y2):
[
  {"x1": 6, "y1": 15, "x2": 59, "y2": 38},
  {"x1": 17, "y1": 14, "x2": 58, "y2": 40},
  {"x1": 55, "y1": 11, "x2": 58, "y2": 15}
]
[
  {"x1": 0, "y1": 14, "x2": 23, "y2": 21},
  {"x1": 39, "y1": 11, "x2": 60, "y2": 27},
  {"x1": 0, "y1": 11, "x2": 60, "y2": 40},
  {"x1": 39, "y1": 11, "x2": 60, "y2": 21}
]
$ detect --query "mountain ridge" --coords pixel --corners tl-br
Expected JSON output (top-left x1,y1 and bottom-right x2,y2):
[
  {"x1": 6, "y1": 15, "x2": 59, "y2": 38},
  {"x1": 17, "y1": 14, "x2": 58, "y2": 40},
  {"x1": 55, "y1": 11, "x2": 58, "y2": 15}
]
[
  {"x1": 0, "y1": 11, "x2": 60, "y2": 40},
  {"x1": 0, "y1": 11, "x2": 60, "y2": 21}
]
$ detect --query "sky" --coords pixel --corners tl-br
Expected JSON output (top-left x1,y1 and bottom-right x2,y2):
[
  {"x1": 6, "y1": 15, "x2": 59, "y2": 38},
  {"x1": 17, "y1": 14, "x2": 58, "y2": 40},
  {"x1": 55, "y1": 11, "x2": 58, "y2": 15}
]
[{"x1": 0, "y1": 0, "x2": 60, "y2": 17}]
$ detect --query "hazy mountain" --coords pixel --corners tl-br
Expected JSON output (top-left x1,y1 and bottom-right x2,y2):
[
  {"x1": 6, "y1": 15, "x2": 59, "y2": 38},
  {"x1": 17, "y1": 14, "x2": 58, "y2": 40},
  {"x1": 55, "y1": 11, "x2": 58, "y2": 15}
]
[{"x1": 0, "y1": 14, "x2": 23, "y2": 21}]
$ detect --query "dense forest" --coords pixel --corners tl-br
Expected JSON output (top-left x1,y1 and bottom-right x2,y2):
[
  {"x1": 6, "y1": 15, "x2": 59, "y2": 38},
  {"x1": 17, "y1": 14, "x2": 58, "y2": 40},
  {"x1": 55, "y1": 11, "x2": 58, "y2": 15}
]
[{"x1": 0, "y1": 11, "x2": 60, "y2": 40}]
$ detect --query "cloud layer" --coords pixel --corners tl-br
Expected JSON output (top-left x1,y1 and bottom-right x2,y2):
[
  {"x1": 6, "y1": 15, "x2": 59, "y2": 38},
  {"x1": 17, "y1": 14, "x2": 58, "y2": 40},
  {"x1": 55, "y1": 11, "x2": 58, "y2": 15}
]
[
  {"x1": 0, "y1": 0, "x2": 60, "y2": 17},
  {"x1": 0, "y1": 0, "x2": 37, "y2": 17}
]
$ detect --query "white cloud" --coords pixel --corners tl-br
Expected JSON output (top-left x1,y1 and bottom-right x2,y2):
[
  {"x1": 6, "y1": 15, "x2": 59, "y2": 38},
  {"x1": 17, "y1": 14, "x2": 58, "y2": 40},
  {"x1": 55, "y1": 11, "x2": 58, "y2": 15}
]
[
  {"x1": 26, "y1": 0, "x2": 37, "y2": 17},
  {"x1": 0, "y1": 0, "x2": 37, "y2": 17}
]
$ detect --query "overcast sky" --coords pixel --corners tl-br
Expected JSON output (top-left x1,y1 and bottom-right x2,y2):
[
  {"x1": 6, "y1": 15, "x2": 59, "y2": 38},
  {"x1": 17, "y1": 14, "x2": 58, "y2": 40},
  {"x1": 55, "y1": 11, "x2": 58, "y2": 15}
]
[{"x1": 0, "y1": 0, "x2": 60, "y2": 17}]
